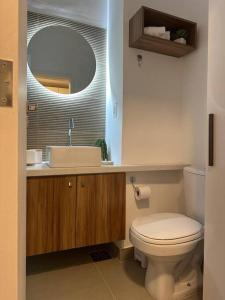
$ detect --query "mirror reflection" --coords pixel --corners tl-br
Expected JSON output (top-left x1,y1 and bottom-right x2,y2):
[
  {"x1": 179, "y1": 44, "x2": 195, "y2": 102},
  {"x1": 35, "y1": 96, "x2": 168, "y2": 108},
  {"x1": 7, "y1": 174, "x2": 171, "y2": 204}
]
[{"x1": 28, "y1": 25, "x2": 96, "y2": 94}]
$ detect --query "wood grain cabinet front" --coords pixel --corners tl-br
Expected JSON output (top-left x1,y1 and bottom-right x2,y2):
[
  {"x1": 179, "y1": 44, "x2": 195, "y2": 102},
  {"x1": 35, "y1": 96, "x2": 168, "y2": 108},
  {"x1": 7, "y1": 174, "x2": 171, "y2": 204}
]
[
  {"x1": 27, "y1": 173, "x2": 126, "y2": 256},
  {"x1": 76, "y1": 173, "x2": 126, "y2": 247},
  {"x1": 27, "y1": 176, "x2": 77, "y2": 256}
]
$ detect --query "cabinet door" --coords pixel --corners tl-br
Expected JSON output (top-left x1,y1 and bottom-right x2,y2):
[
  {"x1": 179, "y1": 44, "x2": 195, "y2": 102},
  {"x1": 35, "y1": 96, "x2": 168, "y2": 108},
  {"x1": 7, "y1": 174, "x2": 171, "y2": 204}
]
[
  {"x1": 56, "y1": 176, "x2": 77, "y2": 251},
  {"x1": 27, "y1": 176, "x2": 76, "y2": 256},
  {"x1": 204, "y1": 2, "x2": 225, "y2": 298},
  {"x1": 76, "y1": 173, "x2": 125, "y2": 247}
]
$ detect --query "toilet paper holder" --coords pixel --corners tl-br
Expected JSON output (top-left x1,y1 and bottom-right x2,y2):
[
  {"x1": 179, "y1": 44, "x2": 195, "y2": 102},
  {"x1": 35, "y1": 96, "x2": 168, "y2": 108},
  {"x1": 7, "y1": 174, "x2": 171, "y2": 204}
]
[
  {"x1": 130, "y1": 176, "x2": 142, "y2": 198},
  {"x1": 130, "y1": 176, "x2": 138, "y2": 193}
]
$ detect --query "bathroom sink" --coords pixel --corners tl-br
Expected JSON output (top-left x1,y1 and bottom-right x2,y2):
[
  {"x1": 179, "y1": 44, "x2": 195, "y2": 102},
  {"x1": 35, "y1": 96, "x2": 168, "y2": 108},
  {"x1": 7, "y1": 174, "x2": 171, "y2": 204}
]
[{"x1": 46, "y1": 146, "x2": 101, "y2": 168}]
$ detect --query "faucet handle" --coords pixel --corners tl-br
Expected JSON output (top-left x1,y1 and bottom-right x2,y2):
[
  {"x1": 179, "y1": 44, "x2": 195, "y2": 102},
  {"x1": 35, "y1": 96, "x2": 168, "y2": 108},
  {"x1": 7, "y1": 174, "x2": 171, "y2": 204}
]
[{"x1": 69, "y1": 118, "x2": 75, "y2": 129}]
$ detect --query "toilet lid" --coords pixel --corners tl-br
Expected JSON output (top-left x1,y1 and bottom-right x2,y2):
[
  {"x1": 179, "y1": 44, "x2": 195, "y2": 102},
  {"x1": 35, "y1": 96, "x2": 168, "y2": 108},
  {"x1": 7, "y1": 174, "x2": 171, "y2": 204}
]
[{"x1": 131, "y1": 213, "x2": 202, "y2": 241}]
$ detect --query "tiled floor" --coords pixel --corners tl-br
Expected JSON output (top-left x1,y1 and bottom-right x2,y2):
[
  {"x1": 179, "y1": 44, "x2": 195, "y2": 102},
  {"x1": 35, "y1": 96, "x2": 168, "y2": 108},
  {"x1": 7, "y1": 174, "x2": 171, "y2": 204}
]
[{"x1": 27, "y1": 247, "x2": 202, "y2": 300}]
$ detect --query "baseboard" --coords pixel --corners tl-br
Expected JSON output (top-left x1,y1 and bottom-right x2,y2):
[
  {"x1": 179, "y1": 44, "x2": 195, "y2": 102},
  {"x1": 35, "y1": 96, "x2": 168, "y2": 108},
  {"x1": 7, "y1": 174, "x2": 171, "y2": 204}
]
[{"x1": 113, "y1": 245, "x2": 134, "y2": 261}]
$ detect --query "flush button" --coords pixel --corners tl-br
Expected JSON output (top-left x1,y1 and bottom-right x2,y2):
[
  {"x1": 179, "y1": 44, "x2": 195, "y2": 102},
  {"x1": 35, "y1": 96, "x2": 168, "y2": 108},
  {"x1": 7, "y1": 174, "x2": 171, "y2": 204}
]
[{"x1": 0, "y1": 59, "x2": 13, "y2": 107}]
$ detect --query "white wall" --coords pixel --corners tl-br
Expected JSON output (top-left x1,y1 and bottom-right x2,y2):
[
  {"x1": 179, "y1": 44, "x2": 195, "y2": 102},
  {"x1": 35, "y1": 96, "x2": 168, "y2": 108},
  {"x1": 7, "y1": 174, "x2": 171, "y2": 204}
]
[
  {"x1": 181, "y1": 1, "x2": 208, "y2": 169},
  {"x1": 122, "y1": 0, "x2": 208, "y2": 167},
  {"x1": 28, "y1": 0, "x2": 108, "y2": 29},
  {"x1": 122, "y1": 0, "x2": 183, "y2": 165},
  {"x1": 106, "y1": 0, "x2": 124, "y2": 163},
  {"x1": 0, "y1": 0, "x2": 27, "y2": 299}
]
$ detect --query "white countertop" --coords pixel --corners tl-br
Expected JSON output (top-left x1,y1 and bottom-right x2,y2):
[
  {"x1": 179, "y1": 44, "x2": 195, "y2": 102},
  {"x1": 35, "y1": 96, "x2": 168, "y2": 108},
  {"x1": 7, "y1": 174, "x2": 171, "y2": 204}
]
[{"x1": 27, "y1": 163, "x2": 188, "y2": 177}]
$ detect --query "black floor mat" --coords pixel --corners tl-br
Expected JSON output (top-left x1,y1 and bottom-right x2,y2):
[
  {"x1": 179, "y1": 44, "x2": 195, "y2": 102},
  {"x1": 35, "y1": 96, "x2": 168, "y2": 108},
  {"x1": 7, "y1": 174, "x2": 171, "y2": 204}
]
[{"x1": 89, "y1": 250, "x2": 112, "y2": 262}]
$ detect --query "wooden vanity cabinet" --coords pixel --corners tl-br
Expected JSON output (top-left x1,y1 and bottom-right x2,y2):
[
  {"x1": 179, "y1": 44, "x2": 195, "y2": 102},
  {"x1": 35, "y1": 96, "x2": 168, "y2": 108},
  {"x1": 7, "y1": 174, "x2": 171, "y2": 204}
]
[{"x1": 27, "y1": 173, "x2": 126, "y2": 256}]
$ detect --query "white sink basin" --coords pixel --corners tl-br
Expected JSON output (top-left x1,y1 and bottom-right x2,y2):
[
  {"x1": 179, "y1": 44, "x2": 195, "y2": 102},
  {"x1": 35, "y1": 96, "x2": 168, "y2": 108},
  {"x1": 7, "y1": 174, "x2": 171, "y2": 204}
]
[{"x1": 46, "y1": 146, "x2": 101, "y2": 168}]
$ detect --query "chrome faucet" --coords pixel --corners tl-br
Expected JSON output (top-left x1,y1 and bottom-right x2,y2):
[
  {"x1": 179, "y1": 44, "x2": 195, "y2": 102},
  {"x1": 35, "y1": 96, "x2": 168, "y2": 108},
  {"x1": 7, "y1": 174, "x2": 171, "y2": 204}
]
[{"x1": 68, "y1": 118, "x2": 75, "y2": 146}]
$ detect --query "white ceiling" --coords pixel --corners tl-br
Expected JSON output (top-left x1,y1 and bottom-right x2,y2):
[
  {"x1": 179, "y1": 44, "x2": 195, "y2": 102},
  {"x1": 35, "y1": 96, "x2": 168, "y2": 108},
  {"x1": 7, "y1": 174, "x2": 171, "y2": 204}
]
[{"x1": 28, "y1": 0, "x2": 107, "y2": 28}]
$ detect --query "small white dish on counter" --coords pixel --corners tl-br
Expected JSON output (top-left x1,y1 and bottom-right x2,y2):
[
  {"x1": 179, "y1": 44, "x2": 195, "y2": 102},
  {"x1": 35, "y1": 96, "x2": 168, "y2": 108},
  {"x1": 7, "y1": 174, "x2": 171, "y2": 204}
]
[
  {"x1": 101, "y1": 160, "x2": 114, "y2": 165},
  {"x1": 46, "y1": 146, "x2": 101, "y2": 168}
]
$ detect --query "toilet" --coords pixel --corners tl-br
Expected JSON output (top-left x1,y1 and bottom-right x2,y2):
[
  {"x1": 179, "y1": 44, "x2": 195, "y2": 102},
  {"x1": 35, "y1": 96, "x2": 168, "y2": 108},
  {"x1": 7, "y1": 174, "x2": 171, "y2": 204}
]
[{"x1": 130, "y1": 167, "x2": 205, "y2": 300}]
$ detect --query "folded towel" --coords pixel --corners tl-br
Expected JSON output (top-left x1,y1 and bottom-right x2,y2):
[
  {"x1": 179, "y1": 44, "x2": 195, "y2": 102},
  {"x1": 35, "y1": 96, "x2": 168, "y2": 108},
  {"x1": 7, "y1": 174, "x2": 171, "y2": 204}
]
[
  {"x1": 174, "y1": 37, "x2": 187, "y2": 45},
  {"x1": 144, "y1": 26, "x2": 166, "y2": 35},
  {"x1": 144, "y1": 27, "x2": 171, "y2": 40}
]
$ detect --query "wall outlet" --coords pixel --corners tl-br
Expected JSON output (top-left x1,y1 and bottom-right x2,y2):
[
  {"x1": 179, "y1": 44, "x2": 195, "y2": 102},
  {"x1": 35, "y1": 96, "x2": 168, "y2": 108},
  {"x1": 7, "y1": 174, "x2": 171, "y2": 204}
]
[
  {"x1": 28, "y1": 103, "x2": 38, "y2": 112},
  {"x1": 113, "y1": 102, "x2": 118, "y2": 119}
]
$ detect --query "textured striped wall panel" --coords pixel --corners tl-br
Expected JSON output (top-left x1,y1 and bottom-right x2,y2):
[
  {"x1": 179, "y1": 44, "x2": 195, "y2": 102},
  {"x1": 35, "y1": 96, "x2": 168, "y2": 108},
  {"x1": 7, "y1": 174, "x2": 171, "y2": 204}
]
[{"x1": 27, "y1": 12, "x2": 106, "y2": 159}]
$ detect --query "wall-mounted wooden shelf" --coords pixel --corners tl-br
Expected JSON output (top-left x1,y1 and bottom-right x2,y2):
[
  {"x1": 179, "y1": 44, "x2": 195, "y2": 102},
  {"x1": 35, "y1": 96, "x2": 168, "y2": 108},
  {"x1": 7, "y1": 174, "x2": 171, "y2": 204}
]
[{"x1": 129, "y1": 7, "x2": 197, "y2": 58}]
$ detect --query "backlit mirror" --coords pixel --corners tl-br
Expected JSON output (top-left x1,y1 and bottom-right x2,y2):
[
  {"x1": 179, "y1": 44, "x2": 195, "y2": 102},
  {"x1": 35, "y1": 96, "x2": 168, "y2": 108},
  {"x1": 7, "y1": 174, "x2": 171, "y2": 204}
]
[{"x1": 28, "y1": 26, "x2": 96, "y2": 94}]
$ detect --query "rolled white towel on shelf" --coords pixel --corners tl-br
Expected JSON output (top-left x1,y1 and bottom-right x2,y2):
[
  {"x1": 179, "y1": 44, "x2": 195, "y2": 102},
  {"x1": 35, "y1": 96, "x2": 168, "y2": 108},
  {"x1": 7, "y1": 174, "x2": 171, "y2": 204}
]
[
  {"x1": 144, "y1": 26, "x2": 166, "y2": 35},
  {"x1": 160, "y1": 31, "x2": 171, "y2": 40},
  {"x1": 144, "y1": 27, "x2": 171, "y2": 40}
]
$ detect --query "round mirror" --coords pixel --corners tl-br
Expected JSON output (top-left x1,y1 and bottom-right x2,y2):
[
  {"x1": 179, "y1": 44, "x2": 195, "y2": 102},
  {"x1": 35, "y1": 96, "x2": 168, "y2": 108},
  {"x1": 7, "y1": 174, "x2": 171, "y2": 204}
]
[{"x1": 28, "y1": 26, "x2": 96, "y2": 94}]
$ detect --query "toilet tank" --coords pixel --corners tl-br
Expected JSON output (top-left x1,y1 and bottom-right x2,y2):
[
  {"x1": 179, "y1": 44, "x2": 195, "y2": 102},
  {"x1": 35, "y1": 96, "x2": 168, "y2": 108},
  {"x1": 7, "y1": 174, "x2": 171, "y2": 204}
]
[{"x1": 183, "y1": 167, "x2": 205, "y2": 225}]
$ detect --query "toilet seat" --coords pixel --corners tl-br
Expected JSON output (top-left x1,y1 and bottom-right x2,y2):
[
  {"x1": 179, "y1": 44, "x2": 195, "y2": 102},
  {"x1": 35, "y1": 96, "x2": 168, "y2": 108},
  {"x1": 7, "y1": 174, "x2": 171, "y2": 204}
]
[
  {"x1": 131, "y1": 228, "x2": 203, "y2": 245},
  {"x1": 131, "y1": 213, "x2": 203, "y2": 246}
]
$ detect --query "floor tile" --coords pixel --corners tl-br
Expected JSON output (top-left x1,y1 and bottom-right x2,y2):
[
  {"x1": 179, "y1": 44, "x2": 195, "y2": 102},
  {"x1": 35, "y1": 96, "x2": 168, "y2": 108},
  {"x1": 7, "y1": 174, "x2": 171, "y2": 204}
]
[
  {"x1": 95, "y1": 258, "x2": 152, "y2": 300},
  {"x1": 27, "y1": 248, "x2": 202, "y2": 300},
  {"x1": 27, "y1": 263, "x2": 114, "y2": 300}
]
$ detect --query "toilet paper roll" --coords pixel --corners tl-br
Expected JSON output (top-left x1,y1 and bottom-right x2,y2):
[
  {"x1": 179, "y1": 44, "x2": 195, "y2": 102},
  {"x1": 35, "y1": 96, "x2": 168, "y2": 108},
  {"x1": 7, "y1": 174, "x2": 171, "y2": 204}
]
[{"x1": 134, "y1": 185, "x2": 151, "y2": 201}]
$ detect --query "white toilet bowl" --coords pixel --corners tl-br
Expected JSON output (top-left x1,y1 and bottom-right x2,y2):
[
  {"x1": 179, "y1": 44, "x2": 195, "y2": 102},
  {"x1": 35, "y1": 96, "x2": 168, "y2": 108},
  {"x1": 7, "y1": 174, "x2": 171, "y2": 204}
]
[{"x1": 130, "y1": 213, "x2": 203, "y2": 300}]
